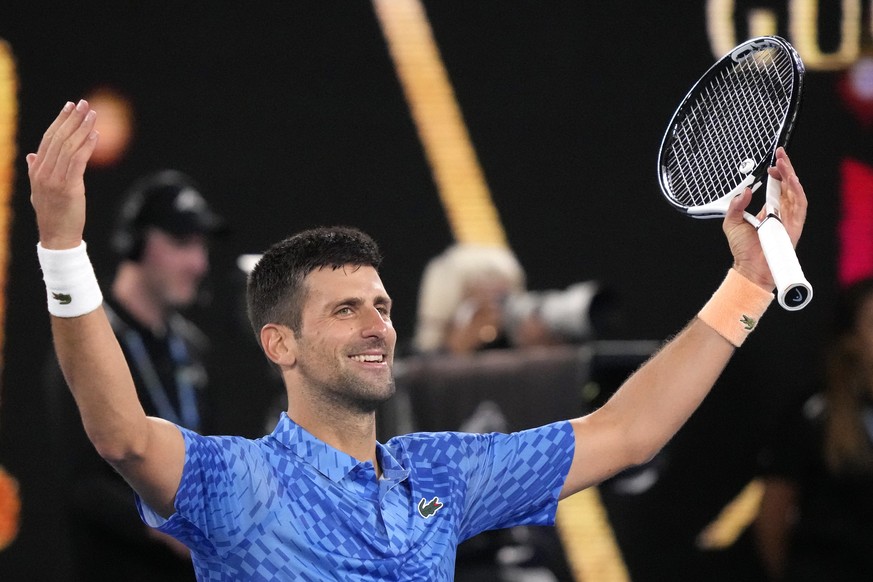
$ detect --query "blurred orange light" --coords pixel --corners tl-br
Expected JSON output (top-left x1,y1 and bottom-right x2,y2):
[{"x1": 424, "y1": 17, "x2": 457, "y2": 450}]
[{"x1": 85, "y1": 86, "x2": 134, "y2": 168}]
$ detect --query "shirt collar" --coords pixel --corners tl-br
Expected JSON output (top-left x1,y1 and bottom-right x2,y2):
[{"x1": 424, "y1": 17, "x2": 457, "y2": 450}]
[{"x1": 269, "y1": 413, "x2": 408, "y2": 484}]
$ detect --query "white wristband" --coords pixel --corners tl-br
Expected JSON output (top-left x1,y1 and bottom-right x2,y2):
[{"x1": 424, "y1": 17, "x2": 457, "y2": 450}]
[{"x1": 37, "y1": 242, "x2": 103, "y2": 318}]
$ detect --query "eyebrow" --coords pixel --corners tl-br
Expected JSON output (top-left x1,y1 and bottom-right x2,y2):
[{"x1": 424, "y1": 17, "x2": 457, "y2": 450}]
[{"x1": 331, "y1": 295, "x2": 393, "y2": 310}]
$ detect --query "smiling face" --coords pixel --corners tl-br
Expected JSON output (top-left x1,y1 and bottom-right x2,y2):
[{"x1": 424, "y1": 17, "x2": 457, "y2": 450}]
[{"x1": 292, "y1": 264, "x2": 397, "y2": 414}]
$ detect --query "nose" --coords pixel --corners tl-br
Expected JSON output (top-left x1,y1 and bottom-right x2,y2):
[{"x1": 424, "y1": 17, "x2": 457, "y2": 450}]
[{"x1": 360, "y1": 305, "x2": 391, "y2": 339}]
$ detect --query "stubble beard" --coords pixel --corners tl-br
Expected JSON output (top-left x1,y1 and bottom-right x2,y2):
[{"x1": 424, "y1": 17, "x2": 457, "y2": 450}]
[{"x1": 298, "y1": 357, "x2": 396, "y2": 415}]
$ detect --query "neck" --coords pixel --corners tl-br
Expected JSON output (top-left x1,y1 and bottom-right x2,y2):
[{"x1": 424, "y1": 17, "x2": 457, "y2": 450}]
[
  {"x1": 112, "y1": 262, "x2": 169, "y2": 335},
  {"x1": 287, "y1": 391, "x2": 381, "y2": 477}
]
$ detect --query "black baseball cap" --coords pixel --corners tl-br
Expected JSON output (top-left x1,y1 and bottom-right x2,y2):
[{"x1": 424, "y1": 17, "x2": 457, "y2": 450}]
[
  {"x1": 112, "y1": 170, "x2": 230, "y2": 260},
  {"x1": 128, "y1": 170, "x2": 229, "y2": 237}
]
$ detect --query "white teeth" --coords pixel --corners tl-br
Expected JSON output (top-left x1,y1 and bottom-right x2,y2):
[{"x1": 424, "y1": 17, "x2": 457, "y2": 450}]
[{"x1": 350, "y1": 354, "x2": 383, "y2": 363}]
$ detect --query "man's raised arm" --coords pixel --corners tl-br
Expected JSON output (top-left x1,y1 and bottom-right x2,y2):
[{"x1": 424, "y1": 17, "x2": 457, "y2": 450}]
[
  {"x1": 27, "y1": 100, "x2": 184, "y2": 517},
  {"x1": 560, "y1": 148, "x2": 807, "y2": 497}
]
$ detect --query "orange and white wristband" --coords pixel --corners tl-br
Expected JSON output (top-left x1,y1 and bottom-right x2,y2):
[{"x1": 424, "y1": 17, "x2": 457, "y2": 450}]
[
  {"x1": 698, "y1": 269, "x2": 774, "y2": 347},
  {"x1": 37, "y1": 242, "x2": 103, "y2": 318}
]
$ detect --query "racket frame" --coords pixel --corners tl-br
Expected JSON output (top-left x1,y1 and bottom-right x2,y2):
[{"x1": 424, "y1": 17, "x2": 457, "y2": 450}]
[{"x1": 656, "y1": 35, "x2": 811, "y2": 311}]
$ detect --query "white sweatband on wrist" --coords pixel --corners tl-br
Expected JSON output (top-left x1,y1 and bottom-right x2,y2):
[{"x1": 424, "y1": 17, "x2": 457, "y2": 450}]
[
  {"x1": 698, "y1": 268, "x2": 774, "y2": 347},
  {"x1": 37, "y1": 242, "x2": 103, "y2": 318}
]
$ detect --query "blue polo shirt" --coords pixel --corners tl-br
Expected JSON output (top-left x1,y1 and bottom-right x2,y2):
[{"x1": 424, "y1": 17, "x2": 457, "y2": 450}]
[{"x1": 137, "y1": 414, "x2": 575, "y2": 581}]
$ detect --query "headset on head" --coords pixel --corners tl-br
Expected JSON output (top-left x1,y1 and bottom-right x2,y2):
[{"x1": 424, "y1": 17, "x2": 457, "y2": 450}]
[{"x1": 111, "y1": 169, "x2": 202, "y2": 262}]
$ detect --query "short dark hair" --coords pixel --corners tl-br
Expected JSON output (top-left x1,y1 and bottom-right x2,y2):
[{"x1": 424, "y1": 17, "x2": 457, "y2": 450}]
[{"x1": 246, "y1": 226, "x2": 383, "y2": 343}]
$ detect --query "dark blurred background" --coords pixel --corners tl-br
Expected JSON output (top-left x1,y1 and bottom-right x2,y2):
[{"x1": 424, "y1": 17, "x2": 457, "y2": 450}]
[{"x1": 0, "y1": 1, "x2": 865, "y2": 579}]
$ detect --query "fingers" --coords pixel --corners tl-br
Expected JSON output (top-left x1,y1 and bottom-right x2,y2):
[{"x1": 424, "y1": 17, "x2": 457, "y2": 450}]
[
  {"x1": 31, "y1": 100, "x2": 98, "y2": 185},
  {"x1": 767, "y1": 148, "x2": 789, "y2": 183},
  {"x1": 778, "y1": 156, "x2": 807, "y2": 249},
  {"x1": 725, "y1": 186, "x2": 752, "y2": 224},
  {"x1": 772, "y1": 147, "x2": 796, "y2": 178},
  {"x1": 33, "y1": 101, "x2": 75, "y2": 167},
  {"x1": 771, "y1": 146, "x2": 806, "y2": 204},
  {"x1": 66, "y1": 112, "x2": 99, "y2": 184},
  {"x1": 768, "y1": 148, "x2": 803, "y2": 198},
  {"x1": 28, "y1": 100, "x2": 99, "y2": 249}
]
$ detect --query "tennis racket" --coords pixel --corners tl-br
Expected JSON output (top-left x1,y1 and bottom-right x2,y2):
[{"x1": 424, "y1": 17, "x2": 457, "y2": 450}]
[{"x1": 657, "y1": 35, "x2": 812, "y2": 311}]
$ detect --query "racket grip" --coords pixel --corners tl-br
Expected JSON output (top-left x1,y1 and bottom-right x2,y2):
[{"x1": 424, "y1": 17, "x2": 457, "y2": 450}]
[{"x1": 756, "y1": 216, "x2": 813, "y2": 311}]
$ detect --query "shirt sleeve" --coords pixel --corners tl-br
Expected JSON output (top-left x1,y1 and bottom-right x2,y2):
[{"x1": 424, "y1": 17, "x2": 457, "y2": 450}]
[
  {"x1": 457, "y1": 420, "x2": 575, "y2": 540},
  {"x1": 136, "y1": 426, "x2": 269, "y2": 559}
]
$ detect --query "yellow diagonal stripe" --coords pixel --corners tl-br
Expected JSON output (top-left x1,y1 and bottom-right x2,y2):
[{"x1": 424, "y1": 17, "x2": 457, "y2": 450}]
[
  {"x1": 373, "y1": 4, "x2": 631, "y2": 580},
  {"x1": 372, "y1": 0, "x2": 506, "y2": 247},
  {"x1": 697, "y1": 479, "x2": 764, "y2": 550},
  {"x1": 557, "y1": 489, "x2": 631, "y2": 582}
]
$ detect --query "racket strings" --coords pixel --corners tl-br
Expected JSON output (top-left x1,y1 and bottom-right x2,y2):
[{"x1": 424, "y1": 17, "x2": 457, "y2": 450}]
[{"x1": 663, "y1": 47, "x2": 794, "y2": 207}]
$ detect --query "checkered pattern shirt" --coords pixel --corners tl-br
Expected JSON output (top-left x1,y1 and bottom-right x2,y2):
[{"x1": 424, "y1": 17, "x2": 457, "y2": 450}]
[{"x1": 137, "y1": 414, "x2": 575, "y2": 581}]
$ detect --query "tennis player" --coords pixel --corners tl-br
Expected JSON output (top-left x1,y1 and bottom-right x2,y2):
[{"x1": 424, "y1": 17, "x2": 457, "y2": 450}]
[{"x1": 29, "y1": 100, "x2": 807, "y2": 580}]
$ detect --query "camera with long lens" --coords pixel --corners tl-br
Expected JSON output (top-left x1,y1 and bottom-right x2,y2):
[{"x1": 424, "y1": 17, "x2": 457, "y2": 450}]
[{"x1": 503, "y1": 281, "x2": 618, "y2": 345}]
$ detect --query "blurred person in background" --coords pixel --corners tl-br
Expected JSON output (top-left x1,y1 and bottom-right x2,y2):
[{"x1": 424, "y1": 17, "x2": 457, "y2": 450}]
[
  {"x1": 413, "y1": 243, "x2": 527, "y2": 355},
  {"x1": 46, "y1": 169, "x2": 227, "y2": 582},
  {"x1": 755, "y1": 277, "x2": 873, "y2": 581},
  {"x1": 413, "y1": 243, "x2": 613, "y2": 357}
]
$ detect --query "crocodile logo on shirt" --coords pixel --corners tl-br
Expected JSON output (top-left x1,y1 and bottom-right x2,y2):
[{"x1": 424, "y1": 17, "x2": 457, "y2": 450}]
[
  {"x1": 52, "y1": 292, "x2": 72, "y2": 305},
  {"x1": 417, "y1": 496, "x2": 444, "y2": 519}
]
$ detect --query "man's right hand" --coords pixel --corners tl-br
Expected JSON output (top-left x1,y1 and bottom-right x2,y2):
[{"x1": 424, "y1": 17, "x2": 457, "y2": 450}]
[
  {"x1": 26, "y1": 100, "x2": 98, "y2": 250},
  {"x1": 721, "y1": 147, "x2": 807, "y2": 292}
]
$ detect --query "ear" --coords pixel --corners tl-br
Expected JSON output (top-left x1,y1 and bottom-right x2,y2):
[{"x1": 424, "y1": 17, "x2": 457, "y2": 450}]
[{"x1": 260, "y1": 323, "x2": 298, "y2": 367}]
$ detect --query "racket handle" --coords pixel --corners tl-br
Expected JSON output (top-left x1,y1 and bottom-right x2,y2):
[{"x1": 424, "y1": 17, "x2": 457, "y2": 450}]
[{"x1": 756, "y1": 216, "x2": 813, "y2": 310}]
